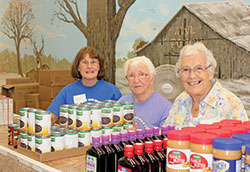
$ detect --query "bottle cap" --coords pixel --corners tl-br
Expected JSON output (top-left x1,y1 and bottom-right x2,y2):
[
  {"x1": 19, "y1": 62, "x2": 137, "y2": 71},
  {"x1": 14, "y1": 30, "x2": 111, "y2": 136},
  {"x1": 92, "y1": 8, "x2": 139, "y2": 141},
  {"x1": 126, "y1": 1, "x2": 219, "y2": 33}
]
[
  {"x1": 144, "y1": 128, "x2": 152, "y2": 137},
  {"x1": 111, "y1": 133, "x2": 119, "y2": 144},
  {"x1": 136, "y1": 129, "x2": 144, "y2": 139},
  {"x1": 124, "y1": 145, "x2": 134, "y2": 157},
  {"x1": 92, "y1": 136, "x2": 101, "y2": 147},
  {"x1": 134, "y1": 143, "x2": 144, "y2": 155},
  {"x1": 153, "y1": 127, "x2": 159, "y2": 136},
  {"x1": 153, "y1": 140, "x2": 162, "y2": 151},
  {"x1": 102, "y1": 134, "x2": 110, "y2": 145},
  {"x1": 163, "y1": 138, "x2": 168, "y2": 149},
  {"x1": 144, "y1": 141, "x2": 153, "y2": 153}
]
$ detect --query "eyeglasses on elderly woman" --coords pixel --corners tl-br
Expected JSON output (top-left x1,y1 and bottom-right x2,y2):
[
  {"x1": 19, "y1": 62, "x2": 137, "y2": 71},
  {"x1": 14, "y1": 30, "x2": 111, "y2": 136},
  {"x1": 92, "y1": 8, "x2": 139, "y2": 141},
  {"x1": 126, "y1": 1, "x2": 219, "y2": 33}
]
[
  {"x1": 126, "y1": 72, "x2": 149, "y2": 81},
  {"x1": 178, "y1": 65, "x2": 212, "y2": 76}
]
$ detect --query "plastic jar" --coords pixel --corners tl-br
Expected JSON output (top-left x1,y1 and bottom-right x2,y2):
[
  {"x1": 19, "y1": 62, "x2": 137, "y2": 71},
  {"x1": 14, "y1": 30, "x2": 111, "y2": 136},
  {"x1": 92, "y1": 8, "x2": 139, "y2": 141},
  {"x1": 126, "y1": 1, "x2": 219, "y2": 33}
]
[
  {"x1": 245, "y1": 144, "x2": 250, "y2": 171},
  {"x1": 212, "y1": 138, "x2": 242, "y2": 172},
  {"x1": 232, "y1": 134, "x2": 250, "y2": 171},
  {"x1": 167, "y1": 130, "x2": 190, "y2": 172},
  {"x1": 190, "y1": 133, "x2": 216, "y2": 172}
]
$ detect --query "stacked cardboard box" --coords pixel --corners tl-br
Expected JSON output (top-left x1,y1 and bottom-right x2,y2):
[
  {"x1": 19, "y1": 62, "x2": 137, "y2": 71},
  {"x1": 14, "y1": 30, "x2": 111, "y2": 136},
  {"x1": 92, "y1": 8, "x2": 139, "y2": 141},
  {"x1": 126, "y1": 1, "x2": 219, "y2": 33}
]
[
  {"x1": 39, "y1": 70, "x2": 75, "y2": 110},
  {"x1": 1, "y1": 83, "x2": 39, "y2": 113},
  {"x1": 0, "y1": 95, "x2": 13, "y2": 125}
]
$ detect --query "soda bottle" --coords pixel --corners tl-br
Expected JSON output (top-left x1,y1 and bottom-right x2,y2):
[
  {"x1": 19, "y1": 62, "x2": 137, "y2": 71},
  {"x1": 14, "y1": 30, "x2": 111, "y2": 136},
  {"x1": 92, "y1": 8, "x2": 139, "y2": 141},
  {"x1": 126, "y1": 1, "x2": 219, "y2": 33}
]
[
  {"x1": 153, "y1": 140, "x2": 166, "y2": 172},
  {"x1": 136, "y1": 129, "x2": 144, "y2": 144},
  {"x1": 110, "y1": 133, "x2": 124, "y2": 169},
  {"x1": 128, "y1": 130, "x2": 136, "y2": 145},
  {"x1": 134, "y1": 143, "x2": 150, "y2": 172},
  {"x1": 86, "y1": 136, "x2": 107, "y2": 172},
  {"x1": 118, "y1": 145, "x2": 141, "y2": 172},
  {"x1": 101, "y1": 134, "x2": 116, "y2": 172},
  {"x1": 144, "y1": 128, "x2": 153, "y2": 142},
  {"x1": 152, "y1": 127, "x2": 162, "y2": 140},
  {"x1": 120, "y1": 131, "x2": 129, "y2": 149},
  {"x1": 144, "y1": 141, "x2": 159, "y2": 172},
  {"x1": 162, "y1": 138, "x2": 168, "y2": 156},
  {"x1": 160, "y1": 126, "x2": 168, "y2": 139}
]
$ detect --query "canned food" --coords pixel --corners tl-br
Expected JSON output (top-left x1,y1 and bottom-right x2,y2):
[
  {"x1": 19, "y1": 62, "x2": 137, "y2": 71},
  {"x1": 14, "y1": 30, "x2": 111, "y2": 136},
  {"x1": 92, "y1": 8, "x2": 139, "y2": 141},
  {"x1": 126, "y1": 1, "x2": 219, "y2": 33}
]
[
  {"x1": 65, "y1": 129, "x2": 78, "y2": 149},
  {"x1": 60, "y1": 104, "x2": 69, "y2": 127},
  {"x1": 122, "y1": 102, "x2": 134, "y2": 123},
  {"x1": 35, "y1": 136, "x2": 51, "y2": 154},
  {"x1": 35, "y1": 110, "x2": 51, "y2": 137},
  {"x1": 51, "y1": 124, "x2": 60, "y2": 132},
  {"x1": 68, "y1": 104, "x2": 77, "y2": 129},
  {"x1": 102, "y1": 127, "x2": 113, "y2": 136},
  {"x1": 76, "y1": 106, "x2": 91, "y2": 131},
  {"x1": 112, "y1": 102, "x2": 123, "y2": 126},
  {"x1": 101, "y1": 104, "x2": 113, "y2": 128},
  {"x1": 20, "y1": 107, "x2": 29, "y2": 132},
  {"x1": 27, "y1": 134, "x2": 35, "y2": 151},
  {"x1": 13, "y1": 126, "x2": 20, "y2": 149},
  {"x1": 51, "y1": 131, "x2": 65, "y2": 151},
  {"x1": 123, "y1": 123, "x2": 134, "y2": 130},
  {"x1": 8, "y1": 123, "x2": 19, "y2": 145},
  {"x1": 20, "y1": 132, "x2": 28, "y2": 149},
  {"x1": 78, "y1": 131, "x2": 91, "y2": 147},
  {"x1": 90, "y1": 105, "x2": 102, "y2": 129},
  {"x1": 113, "y1": 125, "x2": 123, "y2": 133},
  {"x1": 28, "y1": 108, "x2": 37, "y2": 135}
]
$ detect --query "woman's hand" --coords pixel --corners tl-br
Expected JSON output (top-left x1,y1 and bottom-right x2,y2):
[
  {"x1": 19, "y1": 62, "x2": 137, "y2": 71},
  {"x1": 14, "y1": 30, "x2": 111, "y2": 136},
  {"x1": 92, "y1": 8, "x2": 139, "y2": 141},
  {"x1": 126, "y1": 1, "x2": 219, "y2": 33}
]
[{"x1": 125, "y1": 120, "x2": 139, "y2": 130}]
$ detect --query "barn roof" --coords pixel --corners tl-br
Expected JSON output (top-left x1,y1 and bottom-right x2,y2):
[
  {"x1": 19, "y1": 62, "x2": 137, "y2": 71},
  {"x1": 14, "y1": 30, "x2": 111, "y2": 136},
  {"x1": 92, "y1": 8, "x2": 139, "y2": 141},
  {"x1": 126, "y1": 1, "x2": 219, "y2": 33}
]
[{"x1": 136, "y1": 0, "x2": 250, "y2": 53}]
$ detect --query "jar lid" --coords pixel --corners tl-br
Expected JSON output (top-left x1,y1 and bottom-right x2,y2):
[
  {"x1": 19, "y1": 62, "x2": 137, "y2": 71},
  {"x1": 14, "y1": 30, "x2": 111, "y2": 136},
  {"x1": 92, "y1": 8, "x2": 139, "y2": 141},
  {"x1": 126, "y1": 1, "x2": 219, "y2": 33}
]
[
  {"x1": 246, "y1": 144, "x2": 250, "y2": 155},
  {"x1": 220, "y1": 119, "x2": 242, "y2": 125},
  {"x1": 221, "y1": 127, "x2": 247, "y2": 135},
  {"x1": 206, "y1": 129, "x2": 232, "y2": 138},
  {"x1": 213, "y1": 123, "x2": 234, "y2": 128},
  {"x1": 196, "y1": 124, "x2": 219, "y2": 130},
  {"x1": 232, "y1": 134, "x2": 250, "y2": 146},
  {"x1": 191, "y1": 133, "x2": 216, "y2": 145},
  {"x1": 213, "y1": 138, "x2": 242, "y2": 151},
  {"x1": 182, "y1": 127, "x2": 206, "y2": 134},
  {"x1": 167, "y1": 130, "x2": 190, "y2": 141}
]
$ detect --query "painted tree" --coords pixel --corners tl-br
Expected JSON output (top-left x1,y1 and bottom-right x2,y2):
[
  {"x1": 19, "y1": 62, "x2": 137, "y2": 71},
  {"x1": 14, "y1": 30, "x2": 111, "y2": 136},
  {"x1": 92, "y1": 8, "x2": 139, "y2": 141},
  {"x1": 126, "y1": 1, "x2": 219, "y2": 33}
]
[
  {"x1": 53, "y1": 0, "x2": 136, "y2": 84},
  {"x1": 0, "y1": 0, "x2": 34, "y2": 77}
]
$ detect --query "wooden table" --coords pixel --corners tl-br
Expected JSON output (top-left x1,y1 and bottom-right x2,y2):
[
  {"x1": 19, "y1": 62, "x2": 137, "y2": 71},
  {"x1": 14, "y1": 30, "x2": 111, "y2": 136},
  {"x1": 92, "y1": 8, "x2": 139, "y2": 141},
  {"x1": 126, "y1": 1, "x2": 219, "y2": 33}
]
[{"x1": 0, "y1": 125, "x2": 86, "y2": 172}]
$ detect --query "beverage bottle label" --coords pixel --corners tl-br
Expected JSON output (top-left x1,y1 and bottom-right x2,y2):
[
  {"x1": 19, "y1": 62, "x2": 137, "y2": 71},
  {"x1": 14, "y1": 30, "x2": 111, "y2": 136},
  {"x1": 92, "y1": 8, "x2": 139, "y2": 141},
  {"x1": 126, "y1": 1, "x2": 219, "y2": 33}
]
[
  {"x1": 118, "y1": 165, "x2": 132, "y2": 172},
  {"x1": 86, "y1": 155, "x2": 97, "y2": 171}
]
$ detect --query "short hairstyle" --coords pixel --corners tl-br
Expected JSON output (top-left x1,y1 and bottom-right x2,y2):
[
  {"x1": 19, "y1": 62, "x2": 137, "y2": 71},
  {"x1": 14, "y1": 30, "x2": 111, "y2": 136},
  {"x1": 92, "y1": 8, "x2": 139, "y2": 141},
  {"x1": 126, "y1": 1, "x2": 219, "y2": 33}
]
[
  {"x1": 175, "y1": 42, "x2": 217, "y2": 77},
  {"x1": 124, "y1": 56, "x2": 156, "y2": 78},
  {"x1": 71, "y1": 46, "x2": 105, "y2": 80}
]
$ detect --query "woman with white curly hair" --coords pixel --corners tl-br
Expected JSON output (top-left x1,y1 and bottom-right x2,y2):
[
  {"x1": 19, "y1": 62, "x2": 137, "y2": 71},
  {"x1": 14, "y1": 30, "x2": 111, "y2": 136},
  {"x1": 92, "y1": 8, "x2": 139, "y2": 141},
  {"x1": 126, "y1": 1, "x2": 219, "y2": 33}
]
[{"x1": 163, "y1": 42, "x2": 248, "y2": 128}]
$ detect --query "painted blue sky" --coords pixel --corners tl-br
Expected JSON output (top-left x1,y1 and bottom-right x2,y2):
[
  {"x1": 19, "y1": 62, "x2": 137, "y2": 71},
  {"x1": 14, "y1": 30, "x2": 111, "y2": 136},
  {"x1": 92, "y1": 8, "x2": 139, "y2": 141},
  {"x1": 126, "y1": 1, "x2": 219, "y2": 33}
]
[{"x1": 0, "y1": 0, "x2": 249, "y2": 63}]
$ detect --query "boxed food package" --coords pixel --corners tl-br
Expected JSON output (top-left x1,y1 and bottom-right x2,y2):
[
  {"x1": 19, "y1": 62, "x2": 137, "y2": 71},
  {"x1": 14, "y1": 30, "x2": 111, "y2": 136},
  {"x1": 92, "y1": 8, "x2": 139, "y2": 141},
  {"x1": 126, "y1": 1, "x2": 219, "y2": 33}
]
[
  {"x1": 2, "y1": 83, "x2": 39, "y2": 100},
  {"x1": 39, "y1": 85, "x2": 63, "y2": 101},
  {"x1": 6, "y1": 77, "x2": 33, "y2": 84},
  {"x1": 25, "y1": 93, "x2": 39, "y2": 108},
  {"x1": 39, "y1": 70, "x2": 75, "y2": 86},
  {"x1": 0, "y1": 96, "x2": 13, "y2": 125}
]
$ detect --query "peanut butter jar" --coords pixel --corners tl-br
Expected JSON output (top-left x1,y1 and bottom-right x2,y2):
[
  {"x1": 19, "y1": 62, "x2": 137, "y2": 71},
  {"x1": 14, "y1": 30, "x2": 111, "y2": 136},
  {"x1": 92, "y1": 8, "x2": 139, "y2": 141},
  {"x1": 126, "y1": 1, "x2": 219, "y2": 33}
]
[
  {"x1": 190, "y1": 133, "x2": 216, "y2": 172},
  {"x1": 167, "y1": 130, "x2": 190, "y2": 172},
  {"x1": 245, "y1": 144, "x2": 250, "y2": 171},
  {"x1": 212, "y1": 138, "x2": 242, "y2": 172}
]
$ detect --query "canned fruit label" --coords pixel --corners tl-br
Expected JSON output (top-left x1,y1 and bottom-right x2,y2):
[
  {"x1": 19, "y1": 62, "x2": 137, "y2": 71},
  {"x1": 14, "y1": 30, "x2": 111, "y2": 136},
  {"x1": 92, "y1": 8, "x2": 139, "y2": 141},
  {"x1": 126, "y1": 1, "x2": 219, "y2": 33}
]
[
  {"x1": 112, "y1": 105, "x2": 124, "y2": 125},
  {"x1": 35, "y1": 111, "x2": 51, "y2": 137},
  {"x1": 60, "y1": 105, "x2": 68, "y2": 127},
  {"x1": 102, "y1": 127, "x2": 113, "y2": 136},
  {"x1": 68, "y1": 106, "x2": 77, "y2": 129},
  {"x1": 91, "y1": 108, "x2": 102, "y2": 129},
  {"x1": 113, "y1": 125, "x2": 123, "y2": 133},
  {"x1": 35, "y1": 137, "x2": 51, "y2": 154},
  {"x1": 212, "y1": 158, "x2": 241, "y2": 172},
  {"x1": 51, "y1": 135, "x2": 65, "y2": 151},
  {"x1": 77, "y1": 108, "x2": 91, "y2": 131},
  {"x1": 20, "y1": 132, "x2": 28, "y2": 149},
  {"x1": 27, "y1": 134, "x2": 35, "y2": 152},
  {"x1": 167, "y1": 148, "x2": 190, "y2": 170},
  {"x1": 123, "y1": 104, "x2": 134, "y2": 123},
  {"x1": 123, "y1": 123, "x2": 134, "y2": 130},
  {"x1": 78, "y1": 131, "x2": 91, "y2": 147},
  {"x1": 20, "y1": 109, "x2": 28, "y2": 132},
  {"x1": 65, "y1": 133, "x2": 78, "y2": 149},
  {"x1": 28, "y1": 111, "x2": 35, "y2": 134},
  {"x1": 101, "y1": 107, "x2": 113, "y2": 128},
  {"x1": 190, "y1": 153, "x2": 213, "y2": 171}
]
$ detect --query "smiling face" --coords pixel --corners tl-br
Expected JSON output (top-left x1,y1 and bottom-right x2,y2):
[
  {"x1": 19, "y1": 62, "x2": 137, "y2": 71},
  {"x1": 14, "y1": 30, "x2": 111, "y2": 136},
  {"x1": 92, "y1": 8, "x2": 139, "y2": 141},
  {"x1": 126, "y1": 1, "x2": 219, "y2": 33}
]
[
  {"x1": 127, "y1": 63, "x2": 155, "y2": 100},
  {"x1": 180, "y1": 53, "x2": 214, "y2": 100},
  {"x1": 78, "y1": 53, "x2": 100, "y2": 82}
]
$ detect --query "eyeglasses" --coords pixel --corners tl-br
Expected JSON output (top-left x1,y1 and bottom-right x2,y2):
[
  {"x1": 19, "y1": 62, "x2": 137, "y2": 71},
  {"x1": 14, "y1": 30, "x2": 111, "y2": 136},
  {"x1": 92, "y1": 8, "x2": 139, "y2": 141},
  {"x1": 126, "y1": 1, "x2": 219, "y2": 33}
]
[
  {"x1": 80, "y1": 59, "x2": 99, "y2": 66},
  {"x1": 179, "y1": 65, "x2": 212, "y2": 75},
  {"x1": 126, "y1": 72, "x2": 149, "y2": 81}
]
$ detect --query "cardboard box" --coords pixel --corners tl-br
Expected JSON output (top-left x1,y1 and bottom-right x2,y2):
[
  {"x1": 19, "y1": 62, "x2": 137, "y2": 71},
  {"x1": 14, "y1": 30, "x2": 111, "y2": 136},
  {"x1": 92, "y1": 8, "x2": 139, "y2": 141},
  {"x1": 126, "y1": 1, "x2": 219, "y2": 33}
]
[
  {"x1": 6, "y1": 77, "x2": 33, "y2": 84},
  {"x1": 39, "y1": 100, "x2": 51, "y2": 110},
  {"x1": 39, "y1": 70, "x2": 75, "y2": 86},
  {"x1": 14, "y1": 99, "x2": 26, "y2": 114},
  {"x1": 39, "y1": 85, "x2": 63, "y2": 101},
  {"x1": 2, "y1": 83, "x2": 39, "y2": 100},
  {"x1": 25, "y1": 93, "x2": 39, "y2": 108},
  {"x1": 13, "y1": 146, "x2": 90, "y2": 162},
  {"x1": 0, "y1": 97, "x2": 13, "y2": 125}
]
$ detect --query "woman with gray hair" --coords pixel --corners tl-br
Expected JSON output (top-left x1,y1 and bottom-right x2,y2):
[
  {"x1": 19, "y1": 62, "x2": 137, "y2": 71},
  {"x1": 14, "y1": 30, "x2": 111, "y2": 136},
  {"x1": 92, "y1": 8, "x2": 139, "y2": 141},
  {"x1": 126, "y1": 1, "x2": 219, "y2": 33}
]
[
  {"x1": 120, "y1": 56, "x2": 172, "y2": 129},
  {"x1": 163, "y1": 42, "x2": 248, "y2": 128}
]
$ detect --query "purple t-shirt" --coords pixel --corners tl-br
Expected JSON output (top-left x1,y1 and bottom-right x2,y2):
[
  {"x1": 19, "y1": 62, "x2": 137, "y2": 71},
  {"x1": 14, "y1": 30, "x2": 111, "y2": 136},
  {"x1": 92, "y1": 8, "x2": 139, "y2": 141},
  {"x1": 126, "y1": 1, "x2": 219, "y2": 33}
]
[{"x1": 119, "y1": 91, "x2": 172, "y2": 129}]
